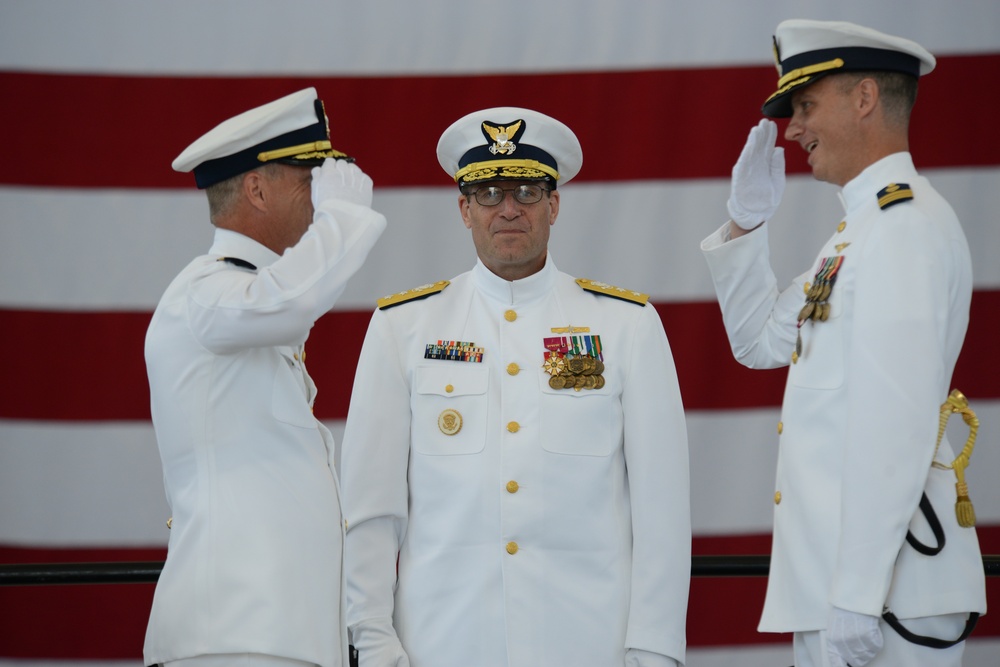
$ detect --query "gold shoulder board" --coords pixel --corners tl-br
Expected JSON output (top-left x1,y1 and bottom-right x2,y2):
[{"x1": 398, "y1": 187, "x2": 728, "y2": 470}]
[
  {"x1": 377, "y1": 281, "x2": 450, "y2": 310},
  {"x1": 576, "y1": 278, "x2": 648, "y2": 306},
  {"x1": 877, "y1": 183, "x2": 914, "y2": 210}
]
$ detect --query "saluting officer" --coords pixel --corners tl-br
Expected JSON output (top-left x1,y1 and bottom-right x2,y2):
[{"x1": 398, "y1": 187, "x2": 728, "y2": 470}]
[
  {"x1": 700, "y1": 19, "x2": 986, "y2": 667},
  {"x1": 144, "y1": 88, "x2": 386, "y2": 667},
  {"x1": 341, "y1": 107, "x2": 691, "y2": 667}
]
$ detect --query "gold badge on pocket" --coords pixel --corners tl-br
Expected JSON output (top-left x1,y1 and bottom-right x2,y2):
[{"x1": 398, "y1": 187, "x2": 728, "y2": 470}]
[{"x1": 438, "y1": 408, "x2": 463, "y2": 436}]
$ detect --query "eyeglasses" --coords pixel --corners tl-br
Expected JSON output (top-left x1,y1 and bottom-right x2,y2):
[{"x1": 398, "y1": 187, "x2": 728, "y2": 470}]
[{"x1": 468, "y1": 183, "x2": 550, "y2": 206}]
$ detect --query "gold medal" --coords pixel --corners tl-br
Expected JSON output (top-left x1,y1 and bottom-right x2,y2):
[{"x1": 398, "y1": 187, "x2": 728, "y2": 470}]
[
  {"x1": 798, "y1": 302, "x2": 815, "y2": 322},
  {"x1": 549, "y1": 375, "x2": 566, "y2": 389}
]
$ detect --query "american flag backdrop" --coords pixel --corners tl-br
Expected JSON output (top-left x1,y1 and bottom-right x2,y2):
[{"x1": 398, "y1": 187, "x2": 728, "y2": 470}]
[{"x1": 1, "y1": 1, "x2": 999, "y2": 665}]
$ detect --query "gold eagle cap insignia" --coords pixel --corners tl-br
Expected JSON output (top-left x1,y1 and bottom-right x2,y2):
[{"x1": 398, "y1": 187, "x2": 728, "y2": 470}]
[{"x1": 484, "y1": 120, "x2": 522, "y2": 155}]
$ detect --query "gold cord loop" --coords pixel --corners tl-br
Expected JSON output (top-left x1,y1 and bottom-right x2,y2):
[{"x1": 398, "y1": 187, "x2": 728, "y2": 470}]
[{"x1": 932, "y1": 389, "x2": 979, "y2": 527}]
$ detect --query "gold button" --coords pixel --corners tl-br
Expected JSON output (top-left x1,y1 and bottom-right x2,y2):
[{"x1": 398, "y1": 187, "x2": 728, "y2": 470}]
[
  {"x1": 777, "y1": 421, "x2": 783, "y2": 434},
  {"x1": 506, "y1": 480, "x2": 519, "y2": 493},
  {"x1": 507, "y1": 421, "x2": 520, "y2": 433},
  {"x1": 837, "y1": 221, "x2": 846, "y2": 233},
  {"x1": 506, "y1": 541, "x2": 519, "y2": 555},
  {"x1": 504, "y1": 309, "x2": 517, "y2": 322},
  {"x1": 803, "y1": 281, "x2": 811, "y2": 294},
  {"x1": 507, "y1": 362, "x2": 520, "y2": 375},
  {"x1": 166, "y1": 517, "x2": 173, "y2": 529},
  {"x1": 445, "y1": 384, "x2": 454, "y2": 393},
  {"x1": 774, "y1": 491, "x2": 782, "y2": 505}
]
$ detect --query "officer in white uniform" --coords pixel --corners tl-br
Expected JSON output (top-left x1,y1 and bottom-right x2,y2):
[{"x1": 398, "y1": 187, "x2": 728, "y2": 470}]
[
  {"x1": 700, "y1": 20, "x2": 986, "y2": 667},
  {"x1": 341, "y1": 108, "x2": 691, "y2": 667},
  {"x1": 143, "y1": 88, "x2": 386, "y2": 667}
]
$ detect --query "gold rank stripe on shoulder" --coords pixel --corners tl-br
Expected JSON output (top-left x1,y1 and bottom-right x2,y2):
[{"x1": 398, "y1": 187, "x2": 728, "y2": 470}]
[
  {"x1": 377, "y1": 281, "x2": 450, "y2": 310},
  {"x1": 575, "y1": 278, "x2": 649, "y2": 306},
  {"x1": 877, "y1": 183, "x2": 914, "y2": 210}
]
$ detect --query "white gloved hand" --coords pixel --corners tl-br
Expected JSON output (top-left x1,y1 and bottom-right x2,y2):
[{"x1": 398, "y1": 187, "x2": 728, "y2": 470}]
[
  {"x1": 727, "y1": 118, "x2": 785, "y2": 229},
  {"x1": 311, "y1": 158, "x2": 374, "y2": 209},
  {"x1": 826, "y1": 606, "x2": 883, "y2": 667}
]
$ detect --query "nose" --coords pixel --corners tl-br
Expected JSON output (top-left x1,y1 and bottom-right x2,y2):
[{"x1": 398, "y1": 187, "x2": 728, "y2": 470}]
[
  {"x1": 498, "y1": 190, "x2": 522, "y2": 216},
  {"x1": 784, "y1": 116, "x2": 802, "y2": 142}
]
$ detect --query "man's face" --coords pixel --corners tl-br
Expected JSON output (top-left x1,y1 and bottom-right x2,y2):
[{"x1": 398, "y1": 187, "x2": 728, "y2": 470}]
[
  {"x1": 784, "y1": 75, "x2": 863, "y2": 186},
  {"x1": 268, "y1": 165, "x2": 315, "y2": 251},
  {"x1": 459, "y1": 179, "x2": 560, "y2": 281}
]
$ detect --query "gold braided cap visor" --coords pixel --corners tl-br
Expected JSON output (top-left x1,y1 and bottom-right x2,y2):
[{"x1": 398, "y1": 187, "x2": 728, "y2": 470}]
[
  {"x1": 763, "y1": 57, "x2": 846, "y2": 108},
  {"x1": 455, "y1": 159, "x2": 559, "y2": 185},
  {"x1": 257, "y1": 140, "x2": 351, "y2": 163}
]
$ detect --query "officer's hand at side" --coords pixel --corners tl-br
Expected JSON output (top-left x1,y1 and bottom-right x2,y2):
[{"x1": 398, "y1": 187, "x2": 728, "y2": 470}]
[
  {"x1": 311, "y1": 158, "x2": 374, "y2": 209},
  {"x1": 727, "y1": 118, "x2": 785, "y2": 230},
  {"x1": 826, "y1": 606, "x2": 883, "y2": 667}
]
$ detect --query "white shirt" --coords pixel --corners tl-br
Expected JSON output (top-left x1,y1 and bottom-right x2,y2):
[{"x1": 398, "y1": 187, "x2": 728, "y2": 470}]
[
  {"x1": 342, "y1": 257, "x2": 690, "y2": 667},
  {"x1": 701, "y1": 153, "x2": 986, "y2": 632},
  {"x1": 144, "y1": 198, "x2": 385, "y2": 666}
]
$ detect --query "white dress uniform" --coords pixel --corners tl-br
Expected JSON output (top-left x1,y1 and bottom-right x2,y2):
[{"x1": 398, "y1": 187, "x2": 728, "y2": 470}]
[
  {"x1": 341, "y1": 257, "x2": 690, "y2": 667},
  {"x1": 143, "y1": 190, "x2": 385, "y2": 666},
  {"x1": 701, "y1": 152, "x2": 986, "y2": 637}
]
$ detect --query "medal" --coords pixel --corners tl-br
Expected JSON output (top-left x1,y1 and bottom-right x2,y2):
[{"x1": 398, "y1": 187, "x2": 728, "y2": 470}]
[{"x1": 543, "y1": 327, "x2": 606, "y2": 391}]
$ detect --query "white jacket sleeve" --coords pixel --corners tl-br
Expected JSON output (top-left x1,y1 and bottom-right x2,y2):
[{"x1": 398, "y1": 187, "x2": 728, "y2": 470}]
[{"x1": 188, "y1": 199, "x2": 386, "y2": 353}]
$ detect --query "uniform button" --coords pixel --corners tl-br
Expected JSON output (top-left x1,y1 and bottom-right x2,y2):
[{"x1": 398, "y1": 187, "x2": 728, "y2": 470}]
[
  {"x1": 445, "y1": 384, "x2": 454, "y2": 393},
  {"x1": 506, "y1": 480, "x2": 519, "y2": 493},
  {"x1": 506, "y1": 362, "x2": 520, "y2": 375},
  {"x1": 774, "y1": 491, "x2": 782, "y2": 505},
  {"x1": 507, "y1": 421, "x2": 520, "y2": 433},
  {"x1": 506, "y1": 541, "x2": 519, "y2": 555},
  {"x1": 777, "y1": 421, "x2": 783, "y2": 434},
  {"x1": 504, "y1": 309, "x2": 517, "y2": 322},
  {"x1": 803, "y1": 282, "x2": 811, "y2": 294},
  {"x1": 837, "y1": 221, "x2": 846, "y2": 233}
]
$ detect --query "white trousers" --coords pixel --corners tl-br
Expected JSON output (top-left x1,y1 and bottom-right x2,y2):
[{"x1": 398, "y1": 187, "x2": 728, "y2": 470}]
[
  {"x1": 793, "y1": 613, "x2": 969, "y2": 667},
  {"x1": 164, "y1": 654, "x2": 320, "y2": 667}
]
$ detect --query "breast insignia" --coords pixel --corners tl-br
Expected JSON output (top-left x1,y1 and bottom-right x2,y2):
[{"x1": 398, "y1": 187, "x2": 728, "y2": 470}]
[
  {"x1": 377, "y1": 281, "x2": 450, "y2": 310},
  {"x1": 576, "y1": 278, "x2": 648, "y2": 306},
  {"x1": 877, "y1": 183, "x2": 914, "y2": 210}
]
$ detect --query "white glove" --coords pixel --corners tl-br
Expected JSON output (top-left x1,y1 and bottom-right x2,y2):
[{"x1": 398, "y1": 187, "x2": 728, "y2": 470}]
[
  {"x1": 727, "y1": 118, "x2": 785, "y2": 229},
  {"x1": 351, "y1": 621, "x2": 410, "y2": 667},
  {"x1": 311, "y1": 158, "x2": 373, "y2": 209},
  {"x1": 826, "y1": 606, "x2": 883, "y2": 667}
]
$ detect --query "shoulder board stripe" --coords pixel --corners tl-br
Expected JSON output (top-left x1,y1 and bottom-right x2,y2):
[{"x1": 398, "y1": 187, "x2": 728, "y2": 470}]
[
  {"x1": 377, "y1": 281, "x2": 450, "y2": 310},
  {"x1": 576, "y1": 278, "x2": 648, "y2": 306},
  {"x1": 218, "y1": 256, "x2": 257, "y2": 271},
  {"x1": 877, "y1": 183, "x2": 914, "y2": 210}
]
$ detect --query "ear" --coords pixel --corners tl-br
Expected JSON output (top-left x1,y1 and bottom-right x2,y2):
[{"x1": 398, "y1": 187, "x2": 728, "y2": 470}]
[
  {"x1": 547, "y1": 188, "x2": 560, "y2": 226},
  {"x1": 458, "y1": 192, "x2": 473, "y2": 229},
  {"x1": 242, "y1": 170, "x2": 268, "y2": 213},
  {"x1": 856, "y1": 78, "x2": 880, "y2": 119}
]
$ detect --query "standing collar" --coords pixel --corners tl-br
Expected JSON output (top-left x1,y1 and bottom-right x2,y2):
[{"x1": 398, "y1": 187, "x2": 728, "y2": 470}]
[
  {"x1": 208, "y1": 228, "x2": 282, "y2": 269},
  {"x1": 472, "y1": 254, "x2": 557, "y2": 305}
]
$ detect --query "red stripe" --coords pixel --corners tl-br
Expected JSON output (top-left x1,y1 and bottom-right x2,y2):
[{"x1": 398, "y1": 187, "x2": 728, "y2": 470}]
[
  {"x1": 3, "y1": 290, "x2": 999, "y2": 420},
  {"x1": 2, "y1": 527, "x2": 998, "y2": 658},
  {"x1": 1, "y1": 54, "x2": 998, "y2": 189}
]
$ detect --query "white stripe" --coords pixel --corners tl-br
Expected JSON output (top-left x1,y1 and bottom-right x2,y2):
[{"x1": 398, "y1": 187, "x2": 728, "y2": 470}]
[
  {"x1": 1, "y1": 1, "x2": 998, "y2": 74},
  {"x1": 4, "y1": 401, "x2": 999, "y2": 546},
  {"x1": 3, "y1": 167, "x2": 998, "y2": 311}
]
